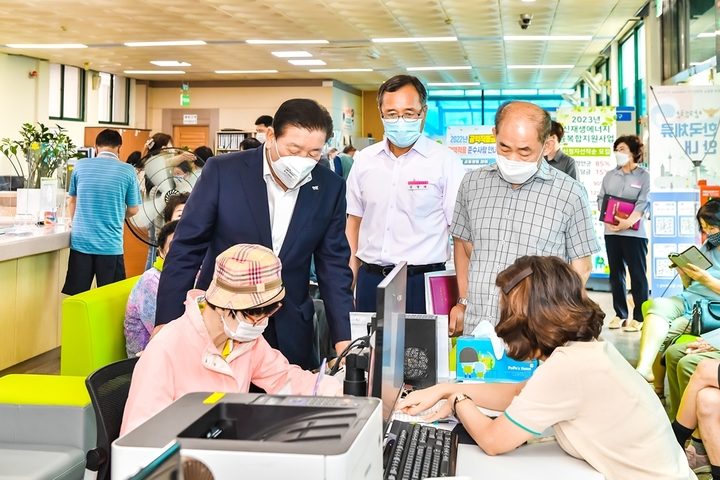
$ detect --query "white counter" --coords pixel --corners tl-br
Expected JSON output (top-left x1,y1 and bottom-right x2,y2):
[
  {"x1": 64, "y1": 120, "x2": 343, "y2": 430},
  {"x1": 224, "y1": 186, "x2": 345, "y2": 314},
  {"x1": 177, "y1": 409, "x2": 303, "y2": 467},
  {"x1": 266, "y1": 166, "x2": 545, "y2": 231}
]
[{"x1": 0, "y1": 223, "x2": 71, "y2": 262}]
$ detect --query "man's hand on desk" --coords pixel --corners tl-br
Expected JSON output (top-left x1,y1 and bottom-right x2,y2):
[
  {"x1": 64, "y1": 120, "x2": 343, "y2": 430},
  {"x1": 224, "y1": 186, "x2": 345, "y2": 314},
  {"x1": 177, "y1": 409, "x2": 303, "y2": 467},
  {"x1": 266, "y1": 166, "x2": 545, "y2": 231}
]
[{"x1": 449, "y1": 304, "x2": 465, "y2": 337}]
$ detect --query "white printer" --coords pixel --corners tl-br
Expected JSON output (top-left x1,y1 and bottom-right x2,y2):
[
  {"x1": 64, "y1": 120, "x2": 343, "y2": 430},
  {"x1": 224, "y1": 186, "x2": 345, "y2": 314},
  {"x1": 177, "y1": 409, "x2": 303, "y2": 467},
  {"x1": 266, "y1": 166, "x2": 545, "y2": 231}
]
[{"x1": 112, "y1": 392, "x2": 383, "y2": 480}]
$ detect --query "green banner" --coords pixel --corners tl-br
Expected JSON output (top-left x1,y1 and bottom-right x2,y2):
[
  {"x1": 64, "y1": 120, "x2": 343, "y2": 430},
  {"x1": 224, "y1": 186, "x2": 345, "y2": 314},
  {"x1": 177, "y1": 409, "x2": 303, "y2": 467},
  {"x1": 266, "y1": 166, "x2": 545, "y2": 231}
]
[{"x1": 563, "y1": 147, "x2": 611, "y2": 157}]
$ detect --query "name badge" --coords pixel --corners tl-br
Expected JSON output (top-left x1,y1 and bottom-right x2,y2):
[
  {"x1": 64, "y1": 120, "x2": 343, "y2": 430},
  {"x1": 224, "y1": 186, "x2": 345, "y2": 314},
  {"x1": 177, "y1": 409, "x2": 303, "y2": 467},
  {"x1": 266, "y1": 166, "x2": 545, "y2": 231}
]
[
  {"x1": 408, "y1": 180, "x2": 429, "y2": 190},
  {"x1": 631, "y1": 183, "x2": 642, "y2": 189}
]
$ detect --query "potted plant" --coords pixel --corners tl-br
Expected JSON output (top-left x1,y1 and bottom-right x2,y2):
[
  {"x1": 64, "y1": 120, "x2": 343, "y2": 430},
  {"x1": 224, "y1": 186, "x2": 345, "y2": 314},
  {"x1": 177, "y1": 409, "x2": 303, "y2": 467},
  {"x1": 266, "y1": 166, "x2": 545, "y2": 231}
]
[{"x1": 0, "y1": 123, "x2": 82, "y2": 189}]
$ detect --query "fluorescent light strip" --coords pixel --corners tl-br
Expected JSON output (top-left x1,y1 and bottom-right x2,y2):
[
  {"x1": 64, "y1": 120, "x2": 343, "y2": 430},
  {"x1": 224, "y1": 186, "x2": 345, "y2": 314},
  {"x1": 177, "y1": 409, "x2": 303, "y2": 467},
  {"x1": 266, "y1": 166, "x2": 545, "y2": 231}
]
[
  {"x1": 272, "y1": 51, "x2": 312, "y2": 58},
  {"x1": 124, "y1": 70, "x2": 185, "y2": 74},
  {"x1": 372, "y1": 36, "x2": 457, "y2": 43},
  {"x1": 288, "y1": 59, "x2": 326, "y2": 66},
  {"x1": 246, "y1": 39, "x2": 328, "y2": 44},
  {"x1": 697, "y1": 31, "x2": 719, "y2": 38},
  {"x1": 215, "y1": 70, "x2": 278, "y2": 74},
  {"x1": 309, "y1": 68, "x2": 373, "y2": 72},
  {"x1": 150, "y1": 61, "x2": 191, "y2": 67},
  {"x1": 507, "y1": 65, "x2": 574, "y2": 69},
  {"x1": 406, "y1": 66, "x2": 471, "y2": 71},
  {"x1": 427, "y1": 82, "x2": 480, "y2": 86},
  {"x1": 504, "y1": 35, "x2": 592, "y2": 41},
  {"x1": 124, "y1": 40, "x2": 206, "y2": 47},
  {"x1": 6, "y1": 43, "x2": 87, "y2": 49}
]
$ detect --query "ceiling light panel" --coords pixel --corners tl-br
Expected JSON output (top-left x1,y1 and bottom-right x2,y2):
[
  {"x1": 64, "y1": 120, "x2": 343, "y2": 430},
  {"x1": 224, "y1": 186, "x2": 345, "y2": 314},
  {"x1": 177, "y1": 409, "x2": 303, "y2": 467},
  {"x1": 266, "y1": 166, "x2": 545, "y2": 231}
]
[
  {"x1": 271, "y1": 51, "x2": 313, "y2": 57},
  {"x1": 372, "y1": 37, "x2": 457, "y2": 43},
  {"x1": 246, "y1": 39, "x2": 329, "y2": 44},
  {"x1": 406, "y1": 66, "x2": 472, "y2": 71},
  {"x1": 309, "y1": 68, "x2": 373, "y2": 72},
  {"x1": 427, "y1": 82, "x2": 481, "y2": 86},
  {"x1": 507, "y1": 65, "x2": 575, "y2": 69},
  {"x1": 503, "y1": 36, "x2": 593, "y2": 41},
  {"x1": 150, "y1": 61, "x2": 191, "y2": 67},
  {"x1": 288, "y1": 59, "x2": 326, "y2": 66},
  {"x1": 124, "y1": 70, "x2": 185, "y2": 74},
  {"x1": 215, "y1": 70, "x2": 279, "y2": 74}
]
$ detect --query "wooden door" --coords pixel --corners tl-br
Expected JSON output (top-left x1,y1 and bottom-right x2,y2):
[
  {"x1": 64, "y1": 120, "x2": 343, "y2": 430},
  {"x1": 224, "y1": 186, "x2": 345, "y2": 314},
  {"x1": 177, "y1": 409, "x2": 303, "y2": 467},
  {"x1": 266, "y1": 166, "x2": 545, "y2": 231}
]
[{"x1": 173, "y1": 126, "x2": 210, "y2": 151}]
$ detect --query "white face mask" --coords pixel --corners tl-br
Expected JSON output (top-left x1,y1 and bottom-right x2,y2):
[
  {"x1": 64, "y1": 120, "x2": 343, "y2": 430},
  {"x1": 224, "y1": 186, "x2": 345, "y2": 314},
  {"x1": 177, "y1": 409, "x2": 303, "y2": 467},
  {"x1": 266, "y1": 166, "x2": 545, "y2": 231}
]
[
  {"x1": 220, "y1": 313, "x2": 267, "y2": 343},
  {"x1": 270, "y1": 141, "x2": 317, "y2": 189},
  {"x1": 256, "y1": 132, "x2": 266, "y2": 143},
  {"x1": 615, "y1": 152, "x2": 630, "y2": 167},
  {"x1": 495, "y1": 146, "x2": 545, "y2": 185}
]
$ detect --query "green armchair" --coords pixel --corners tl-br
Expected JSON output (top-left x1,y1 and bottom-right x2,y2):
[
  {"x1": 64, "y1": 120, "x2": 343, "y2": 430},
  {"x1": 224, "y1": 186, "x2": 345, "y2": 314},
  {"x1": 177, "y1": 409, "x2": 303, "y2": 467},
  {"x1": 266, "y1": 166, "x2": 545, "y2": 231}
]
[{"x1": 61, "y1": 276, "x2": 140, "y2": 376}]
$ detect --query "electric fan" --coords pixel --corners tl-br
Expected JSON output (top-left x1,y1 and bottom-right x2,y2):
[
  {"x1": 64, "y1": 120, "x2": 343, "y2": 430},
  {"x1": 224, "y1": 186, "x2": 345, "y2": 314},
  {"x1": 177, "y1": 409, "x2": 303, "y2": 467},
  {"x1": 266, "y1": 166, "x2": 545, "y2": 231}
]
[{"x1": 126, "y1": 147, "x2": 200, "y2": 246}]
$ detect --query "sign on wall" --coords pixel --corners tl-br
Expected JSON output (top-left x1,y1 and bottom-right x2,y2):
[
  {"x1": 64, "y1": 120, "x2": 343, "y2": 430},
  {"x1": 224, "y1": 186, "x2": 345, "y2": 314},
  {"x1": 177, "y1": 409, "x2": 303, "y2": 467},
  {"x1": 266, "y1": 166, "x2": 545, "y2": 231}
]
[
  {"x1": 555, "y1": 106, "x2": 617, "y2": 279},
  {"x1": 445, "y1": 126, "x2": 496, "y2": 172},
  {"x1": 648, "y1": 85, "x2": 720, "y2": 190}
]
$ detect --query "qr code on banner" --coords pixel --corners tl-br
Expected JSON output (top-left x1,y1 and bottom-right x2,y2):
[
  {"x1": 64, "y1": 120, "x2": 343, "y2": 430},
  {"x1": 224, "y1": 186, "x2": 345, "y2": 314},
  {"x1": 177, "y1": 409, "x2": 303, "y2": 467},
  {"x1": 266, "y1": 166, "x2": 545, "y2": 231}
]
[
  {"x1": 655, "y1": 217, "x2": 675, "y2": 236},
  {"x1": 679, "y1": 217, "x2": 696, "y2": 236},
  {"x1": 655, "y1": 258, "x2": 676, "y2": 278}
]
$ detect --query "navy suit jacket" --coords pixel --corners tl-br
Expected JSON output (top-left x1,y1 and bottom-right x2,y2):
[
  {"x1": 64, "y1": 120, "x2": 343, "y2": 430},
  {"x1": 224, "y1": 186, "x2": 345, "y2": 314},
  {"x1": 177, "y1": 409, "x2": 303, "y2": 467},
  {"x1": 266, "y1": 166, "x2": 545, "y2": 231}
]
[{"x1": 155, "y1": 147, "x2": 354, "y2": 369}]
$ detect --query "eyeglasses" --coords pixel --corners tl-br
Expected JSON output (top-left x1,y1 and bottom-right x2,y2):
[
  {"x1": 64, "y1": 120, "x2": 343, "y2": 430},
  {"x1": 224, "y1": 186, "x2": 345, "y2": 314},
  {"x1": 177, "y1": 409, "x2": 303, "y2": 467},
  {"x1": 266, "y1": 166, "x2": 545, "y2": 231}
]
[
  {"x1": 380, "y1": 112, "x2": 424, "y2": 124},
  {"x1": 228, "y1": 304, "x2": 282, "y2": 326}
]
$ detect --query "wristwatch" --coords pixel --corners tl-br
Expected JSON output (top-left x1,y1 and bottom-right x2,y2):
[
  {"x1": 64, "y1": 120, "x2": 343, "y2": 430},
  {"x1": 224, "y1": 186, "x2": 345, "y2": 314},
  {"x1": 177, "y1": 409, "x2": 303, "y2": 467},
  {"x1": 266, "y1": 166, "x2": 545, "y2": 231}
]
[
  {"x1": 457, "y1": 297, "x2": 468, "y2": 307},
  {"x1": 452, "y1": 393, "x2": 473, "y2": 415}
]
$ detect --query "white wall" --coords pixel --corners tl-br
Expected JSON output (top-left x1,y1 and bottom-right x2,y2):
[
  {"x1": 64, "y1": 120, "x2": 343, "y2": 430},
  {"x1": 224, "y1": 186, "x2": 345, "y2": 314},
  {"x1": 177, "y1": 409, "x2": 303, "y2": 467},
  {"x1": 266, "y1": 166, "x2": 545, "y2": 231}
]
[{"x1": 0, "y1": 52, "x2": 137, "y2": 176}]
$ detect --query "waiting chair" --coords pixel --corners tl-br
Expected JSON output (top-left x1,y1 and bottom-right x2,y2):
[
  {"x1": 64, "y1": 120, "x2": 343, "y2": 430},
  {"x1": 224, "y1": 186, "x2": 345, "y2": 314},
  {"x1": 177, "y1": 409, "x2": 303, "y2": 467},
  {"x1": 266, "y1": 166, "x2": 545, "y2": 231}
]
[{"x1": 85, "y1": 357, "x2": 139, "y2": 480}]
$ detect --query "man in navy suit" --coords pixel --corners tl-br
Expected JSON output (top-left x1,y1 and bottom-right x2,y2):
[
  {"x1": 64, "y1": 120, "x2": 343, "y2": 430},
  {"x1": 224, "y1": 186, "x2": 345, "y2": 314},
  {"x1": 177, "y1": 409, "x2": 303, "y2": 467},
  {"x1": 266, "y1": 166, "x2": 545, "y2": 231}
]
[{"x1": 155, "y1": 99, "x2": 353, "y2": 370}]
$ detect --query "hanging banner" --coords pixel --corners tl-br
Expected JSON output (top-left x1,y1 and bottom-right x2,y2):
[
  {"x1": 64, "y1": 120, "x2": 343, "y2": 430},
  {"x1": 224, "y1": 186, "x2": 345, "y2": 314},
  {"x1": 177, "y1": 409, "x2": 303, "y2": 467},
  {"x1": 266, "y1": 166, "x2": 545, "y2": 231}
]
[
  {"x1": 446, "y1": 126, "x2": 496, "y2": 172},
  {"x1": 555, "y1": 106, "x2": 617, "y2": 279},
  {"x1": 648, "y1": 85, "x2": 720, "y2": 189}
]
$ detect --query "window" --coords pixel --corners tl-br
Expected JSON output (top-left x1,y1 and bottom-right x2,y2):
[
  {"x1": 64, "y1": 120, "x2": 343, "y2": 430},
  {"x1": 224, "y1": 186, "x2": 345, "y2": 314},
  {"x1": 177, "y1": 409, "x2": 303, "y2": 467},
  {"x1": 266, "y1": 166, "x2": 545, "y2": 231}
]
[
  {"x1": 98, "y1": 73, "x2": 130, "y2": 124},
  {"x1": 620, "y1": 35, "x2": 636, "y2": 107},
  {"x1": 48, "y1": 64, "x2": 85, "y2": 121}
]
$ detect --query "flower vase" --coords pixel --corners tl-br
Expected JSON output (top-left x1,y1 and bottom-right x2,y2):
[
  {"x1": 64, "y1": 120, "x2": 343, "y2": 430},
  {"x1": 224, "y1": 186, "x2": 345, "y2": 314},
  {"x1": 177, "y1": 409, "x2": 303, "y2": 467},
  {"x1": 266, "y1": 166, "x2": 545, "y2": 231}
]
[{"x1": 25, "y1": 146, "x2": 42, "y2": 189}]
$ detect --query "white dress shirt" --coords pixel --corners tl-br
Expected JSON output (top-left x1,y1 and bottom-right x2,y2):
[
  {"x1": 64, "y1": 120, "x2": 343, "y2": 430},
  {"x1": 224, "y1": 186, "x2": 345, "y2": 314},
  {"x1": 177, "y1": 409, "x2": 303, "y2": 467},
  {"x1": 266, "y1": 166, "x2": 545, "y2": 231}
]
[
  {"x1": 346, "y1": 134, "x2": 466, "y2": 266},
  {"x1": 262, "y1": 148, "x2": 312, "y2": 255}
]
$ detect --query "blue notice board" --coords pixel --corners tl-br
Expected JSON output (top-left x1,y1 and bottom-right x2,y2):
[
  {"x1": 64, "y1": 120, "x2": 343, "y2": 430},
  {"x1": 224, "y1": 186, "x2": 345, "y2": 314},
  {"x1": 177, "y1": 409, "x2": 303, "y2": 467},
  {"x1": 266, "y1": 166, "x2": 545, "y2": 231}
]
[{"x1": 649, "y1": 190, "x2": 700, "y2": 297}]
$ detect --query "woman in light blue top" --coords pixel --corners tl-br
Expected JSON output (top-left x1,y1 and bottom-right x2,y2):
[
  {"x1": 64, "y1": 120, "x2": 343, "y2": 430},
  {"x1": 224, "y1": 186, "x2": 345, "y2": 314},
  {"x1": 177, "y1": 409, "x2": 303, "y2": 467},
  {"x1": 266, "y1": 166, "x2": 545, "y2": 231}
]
[
  {"x1": 598, "y1": 135, "x2": 651, "y2": 332},
  {"x1": 637, "y1": 200, "x2": 720, "y2": 395}
]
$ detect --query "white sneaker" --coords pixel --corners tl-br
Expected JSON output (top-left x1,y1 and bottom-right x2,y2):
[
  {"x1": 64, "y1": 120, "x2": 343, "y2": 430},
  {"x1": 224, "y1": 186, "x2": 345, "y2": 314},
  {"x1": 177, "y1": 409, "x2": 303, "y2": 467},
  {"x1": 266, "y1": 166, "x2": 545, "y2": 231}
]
[{"x1": 609, "y1": 317, "x2": 625, "y2": 329}]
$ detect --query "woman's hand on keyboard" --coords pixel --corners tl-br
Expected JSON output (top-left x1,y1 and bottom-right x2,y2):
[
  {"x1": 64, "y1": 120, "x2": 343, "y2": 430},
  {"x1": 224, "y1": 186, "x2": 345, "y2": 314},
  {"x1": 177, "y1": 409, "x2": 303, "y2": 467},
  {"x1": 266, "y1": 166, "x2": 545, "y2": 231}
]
[
  {"x1": 397, "y1": 384, "x2": 447, "y2": 415},
  {"x1": 421, "y1": 400, "x2": 453, "y2": 423}
]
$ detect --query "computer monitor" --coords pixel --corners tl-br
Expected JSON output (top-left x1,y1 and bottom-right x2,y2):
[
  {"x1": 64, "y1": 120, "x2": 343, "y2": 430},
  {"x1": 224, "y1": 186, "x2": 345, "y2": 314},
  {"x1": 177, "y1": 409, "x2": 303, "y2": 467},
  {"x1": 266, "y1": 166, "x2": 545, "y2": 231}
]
[
  {"x1": 127, "y1": 440, "x2": 182, "y2": 480},
  {"x1": 368, "y1": 262, "x2": 406, "y2": 423}
]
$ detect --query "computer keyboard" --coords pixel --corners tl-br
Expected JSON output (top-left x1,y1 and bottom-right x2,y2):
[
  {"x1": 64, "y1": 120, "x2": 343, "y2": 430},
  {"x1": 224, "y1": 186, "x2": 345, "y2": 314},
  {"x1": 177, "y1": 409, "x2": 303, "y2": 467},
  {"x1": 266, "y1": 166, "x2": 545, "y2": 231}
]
[{"x1": 383, "y1": 421, "x2": 458, "y2": 480}]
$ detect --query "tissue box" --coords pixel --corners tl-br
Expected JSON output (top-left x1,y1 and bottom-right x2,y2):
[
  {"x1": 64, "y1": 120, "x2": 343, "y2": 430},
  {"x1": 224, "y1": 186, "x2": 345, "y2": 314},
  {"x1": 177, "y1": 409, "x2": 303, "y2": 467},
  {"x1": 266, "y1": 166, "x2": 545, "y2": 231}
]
[{"x1": 456, "y1": 337, "x2": 538, "y2": 383}]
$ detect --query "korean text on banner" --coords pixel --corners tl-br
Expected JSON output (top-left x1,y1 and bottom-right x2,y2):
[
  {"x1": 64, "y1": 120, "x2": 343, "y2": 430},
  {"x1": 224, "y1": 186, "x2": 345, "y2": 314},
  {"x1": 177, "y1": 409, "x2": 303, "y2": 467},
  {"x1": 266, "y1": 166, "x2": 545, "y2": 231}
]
[
  {"x1": 556, "y1": 106, "x2": 617, "y2": 279},
  {"x1": 446, "y1": 126, "x2": 497, "y2": 172},
  {"x1": 648, "y1": 85, "x2": 720, "y2": 189}
]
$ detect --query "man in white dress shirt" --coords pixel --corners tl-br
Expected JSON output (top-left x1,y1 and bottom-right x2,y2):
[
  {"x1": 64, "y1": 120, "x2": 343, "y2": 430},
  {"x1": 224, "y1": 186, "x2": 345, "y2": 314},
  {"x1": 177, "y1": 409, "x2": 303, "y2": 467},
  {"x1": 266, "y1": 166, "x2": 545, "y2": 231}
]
[{"x1": 345, "y1": 75, "x2": 466, "y2": 313}]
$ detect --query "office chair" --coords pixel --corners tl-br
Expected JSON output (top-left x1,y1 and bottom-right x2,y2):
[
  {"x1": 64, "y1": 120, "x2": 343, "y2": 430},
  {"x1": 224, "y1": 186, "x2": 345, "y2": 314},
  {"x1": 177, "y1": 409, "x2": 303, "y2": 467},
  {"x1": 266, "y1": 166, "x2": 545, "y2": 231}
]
[{"x1": 85, "y1": 356, "x2": 140, "y2": 480}]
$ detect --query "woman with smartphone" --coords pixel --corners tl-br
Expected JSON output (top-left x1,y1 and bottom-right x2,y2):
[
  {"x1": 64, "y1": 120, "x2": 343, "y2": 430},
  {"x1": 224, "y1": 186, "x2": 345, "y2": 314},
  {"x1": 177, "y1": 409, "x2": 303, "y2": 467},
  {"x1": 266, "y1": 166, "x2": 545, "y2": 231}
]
[
  {"x1": 599, "y1": 135, "x2": 651, "y2": 333},
  {"x1": 636, "y1": 199, "x2": 720, "y2": 395}
]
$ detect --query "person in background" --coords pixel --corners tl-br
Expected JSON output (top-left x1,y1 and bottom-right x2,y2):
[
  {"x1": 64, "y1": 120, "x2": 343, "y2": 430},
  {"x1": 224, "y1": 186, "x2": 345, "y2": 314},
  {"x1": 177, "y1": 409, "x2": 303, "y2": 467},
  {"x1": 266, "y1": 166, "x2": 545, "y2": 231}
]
[
  {"x1": 449, "y1": 101, "x2": 599, "y2": 335},
  {"x1": 172, "y1": 161, "x2": 194, "y2": 191},
  {"x1": 156, "y1": 99, "x2": 354, "y2": 370},
  {"x1": 163, "y1": 192, "x2": 189, "y2": 223},
  {"x1": 327, "y1": 148, "x2": 342, "y2": 176},
  {"x1": 62, "y1": 129, "x2": 141, "y2": 295},
  {"x1": 636, "y1": 200, "x2": 720, "y2": 394},
  {"x1": 398, "y1": 256, "x2": 695, "y2": 480},
  {"x1": 254, "y1": 115, "x2": 273, "y2": 143},
  {"x1": 599, "y1": 135, "x2": 650, "y2": 332},
  {"x1": 240, "y1": 137, "x2": 262, "y2": 151},
  {"x1": 121, "y1": 244, "x2": 342, "y2": 436},
  {"x1": 124, "y1": 220, "x2": 178, "y2": 357},
  {"x1": 673, "y1": 358, "x2": 720, "y2": 478},
  {"x1": 126, "y1": 150, "x2": 142, "y2": 170},
  {"x1": 666, "y1": 340, "x2": 720, "y2": 474},
  {"x1": 346, "y1": 74, "x2": 466, "y2": 314},
  {"x1": 545, "y1": 121, "x2": 578, "y2": 180},
  {"x1": 192, "y1": 146, "x2": 213, "y2": 170},
  {"x1": 337, "y1": 145, "x2": 356, "y2": 180}
]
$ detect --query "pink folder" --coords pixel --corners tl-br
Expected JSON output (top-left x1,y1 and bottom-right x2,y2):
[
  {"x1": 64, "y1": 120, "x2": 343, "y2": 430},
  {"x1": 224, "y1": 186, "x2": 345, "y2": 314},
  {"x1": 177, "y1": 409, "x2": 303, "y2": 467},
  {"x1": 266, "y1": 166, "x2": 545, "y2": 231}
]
[
  {"x1": 429, "y1": 275, "x2": 459, "y2": 315},
  {"x1": 601, "y1": 196, "x2": 640, "y2": 231}
]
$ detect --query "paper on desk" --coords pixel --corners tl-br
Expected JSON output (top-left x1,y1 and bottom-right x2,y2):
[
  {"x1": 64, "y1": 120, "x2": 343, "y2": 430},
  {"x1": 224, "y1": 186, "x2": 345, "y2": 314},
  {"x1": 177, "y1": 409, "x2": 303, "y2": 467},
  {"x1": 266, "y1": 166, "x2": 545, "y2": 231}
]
[{"x1": 701, "y1": 329, "x2": 720, "y2": 351}]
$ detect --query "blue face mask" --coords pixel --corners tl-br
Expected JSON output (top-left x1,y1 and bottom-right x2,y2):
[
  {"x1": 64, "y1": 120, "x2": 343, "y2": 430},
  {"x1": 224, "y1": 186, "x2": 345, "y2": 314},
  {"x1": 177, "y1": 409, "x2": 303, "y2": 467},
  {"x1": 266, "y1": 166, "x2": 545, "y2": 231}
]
[{"x1": 383, "y1": 119, "x2": 423, "y2": 148}]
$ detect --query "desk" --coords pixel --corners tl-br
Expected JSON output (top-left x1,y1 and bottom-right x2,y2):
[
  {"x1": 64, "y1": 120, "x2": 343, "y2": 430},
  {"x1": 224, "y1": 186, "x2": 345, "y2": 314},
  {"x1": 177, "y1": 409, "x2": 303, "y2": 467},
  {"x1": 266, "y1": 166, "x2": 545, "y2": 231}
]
[
  {"x1": 0, "y1": 222, "x2": 70, "y2": 370},
  {"x1": 456, "y1": 441, "x2": 603, "y2": 479}
]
